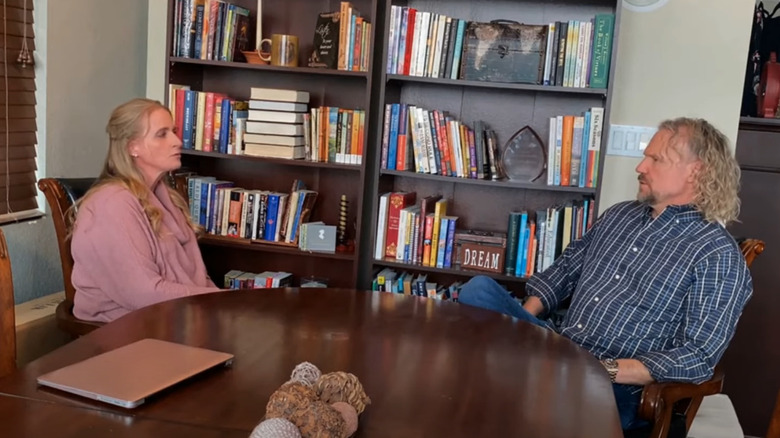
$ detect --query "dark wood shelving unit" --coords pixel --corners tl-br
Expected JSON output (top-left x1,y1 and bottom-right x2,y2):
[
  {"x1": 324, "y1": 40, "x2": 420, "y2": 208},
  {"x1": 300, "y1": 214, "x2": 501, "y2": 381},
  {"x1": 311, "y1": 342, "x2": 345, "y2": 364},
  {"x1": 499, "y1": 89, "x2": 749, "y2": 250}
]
[
  {"x1": 181, "y1": 149, "x2": 361, "y2": 171},
  {"x1": 358, "y1": 0, "x2": 621, "y2": 292},
  {"x1": 165, "y1": 0, "x2": 378, "y2": 289},
  {"x1": 387, "y1": 74, "x2": 608, "y2": 95},
  {"x1": 374, "y1": 259, "x2": 528, "y2": 284},
  {"x1": 380, "y1": 169, "x2": 597, "y2": 194},
  {"x1": 199, "y1": 235, "x2": 356, "y2": 261},
  {"x1": 170, "y1": 56, "x2": 370, "y2": 78}
]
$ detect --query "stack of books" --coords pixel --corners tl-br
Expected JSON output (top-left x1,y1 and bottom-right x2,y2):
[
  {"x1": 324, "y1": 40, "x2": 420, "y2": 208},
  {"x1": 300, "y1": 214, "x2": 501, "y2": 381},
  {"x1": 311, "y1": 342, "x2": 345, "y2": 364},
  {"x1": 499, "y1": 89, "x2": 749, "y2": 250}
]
[{"x1": 244, "y1": 87, "x2": 310, "y2": 160}]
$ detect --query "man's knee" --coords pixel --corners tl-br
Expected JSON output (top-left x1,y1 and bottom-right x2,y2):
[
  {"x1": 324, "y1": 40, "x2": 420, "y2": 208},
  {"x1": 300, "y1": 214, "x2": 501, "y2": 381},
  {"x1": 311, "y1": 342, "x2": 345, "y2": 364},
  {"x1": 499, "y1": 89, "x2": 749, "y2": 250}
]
[{"x1": 460, "y1": 275, "x2": 503, "y2": 303}]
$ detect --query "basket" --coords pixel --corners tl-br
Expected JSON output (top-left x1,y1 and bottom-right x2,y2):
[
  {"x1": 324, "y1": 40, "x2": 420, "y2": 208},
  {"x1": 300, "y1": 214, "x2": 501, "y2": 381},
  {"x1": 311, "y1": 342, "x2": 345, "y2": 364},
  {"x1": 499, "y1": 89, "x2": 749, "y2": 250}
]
[{"x1": 241, "y1": 50, "x2": 270, "y2": 65}]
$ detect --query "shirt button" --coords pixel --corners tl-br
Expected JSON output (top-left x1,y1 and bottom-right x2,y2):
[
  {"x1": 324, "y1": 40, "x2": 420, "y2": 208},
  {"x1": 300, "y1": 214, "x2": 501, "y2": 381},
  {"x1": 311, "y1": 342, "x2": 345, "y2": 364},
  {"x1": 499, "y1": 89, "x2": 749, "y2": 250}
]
[
  {"x1": 675, "y1": 220, "x2": 680, "y2": 224},
  {"x1": 615, "y1": 274, "x2": 620, "y2": 280},
  {"x1": 594, "y1": 297, "x2": 600, "y2": 302},
  {"x1": 632, "y1": 247, "x2": 638, "y2": 252},
  {"x1": 577, "y1": 324, "x2": 583, "y2": 329}
]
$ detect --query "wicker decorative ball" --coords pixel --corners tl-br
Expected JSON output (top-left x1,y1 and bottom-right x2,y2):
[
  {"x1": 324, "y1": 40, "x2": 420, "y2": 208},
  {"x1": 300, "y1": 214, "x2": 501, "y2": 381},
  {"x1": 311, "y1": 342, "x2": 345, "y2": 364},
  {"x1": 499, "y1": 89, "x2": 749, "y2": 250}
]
[
  {"x1": 265, "y1": 381, "x2": 346, "y2": 438},
  {"x1": 314, "y1": 372, "x2": 371, "y2": 415},
  {"x1": 330, "y1": 402, "x2": 358, "y2": 437},
  {"x1": 290, "y1": 362, "x2": 321, "y2": 387},
  {"x1": 249, "y1": 418, "x2": 302, "y2": 438}
]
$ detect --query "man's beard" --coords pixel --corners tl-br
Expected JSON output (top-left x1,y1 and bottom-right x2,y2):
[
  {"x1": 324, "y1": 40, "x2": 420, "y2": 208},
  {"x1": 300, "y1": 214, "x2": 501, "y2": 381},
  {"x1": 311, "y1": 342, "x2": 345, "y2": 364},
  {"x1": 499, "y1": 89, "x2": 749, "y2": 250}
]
[{"x1": 637, "y1": 176, "x2": 655, "y2": 204}]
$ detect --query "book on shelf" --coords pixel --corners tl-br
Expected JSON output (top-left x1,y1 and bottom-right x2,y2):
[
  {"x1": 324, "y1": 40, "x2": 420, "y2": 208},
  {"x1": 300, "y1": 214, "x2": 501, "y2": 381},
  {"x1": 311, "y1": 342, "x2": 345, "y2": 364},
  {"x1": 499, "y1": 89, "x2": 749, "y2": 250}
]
[
  {"x1": 250, "y1": 87, "x2": 311, "y2": 103},
  {"x1": 385, "y1": 6, "x2": 614, "y2": 88},
  {"x1": 380, "y1": 103, "x2": 501, "y2": 180},
  {"x1": 307, "y1": 107, "x2": 366, "y2": 164},
  {"x1": 224, "y1": 269, "x2": 293, "y2": 289},
  {"x1": 173, "y1": 0, "x2": 251, "y2": 62},
  {"x1": 336, "y1": 1, "x2": 371, "y2": 72},
  {"x1": 372, "y1": 268, "x2": 462, "y2": 301},
  {"x1": 373, "y1": 192, "x2": 596, "y2": 279},
  {"x1": 181, "y1": 174, "x2": 319, "y2": 245},
  {"x1": 546, "y1": 107, "x2": 604, "y2": 188},
  {"x1": 169, "y1": 85, "x2": 249, "y2": 154}
]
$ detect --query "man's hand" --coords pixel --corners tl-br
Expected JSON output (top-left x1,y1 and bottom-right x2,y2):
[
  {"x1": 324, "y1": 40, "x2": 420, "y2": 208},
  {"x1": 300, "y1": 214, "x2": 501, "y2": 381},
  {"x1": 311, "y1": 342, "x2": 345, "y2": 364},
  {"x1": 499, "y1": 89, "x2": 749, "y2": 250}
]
[
  {"x1": 614, "y1": 359, "x2": 654, "y2": 385},
  {"x1": 523, "y1": 296, "x2": 545, "y2": 317}
]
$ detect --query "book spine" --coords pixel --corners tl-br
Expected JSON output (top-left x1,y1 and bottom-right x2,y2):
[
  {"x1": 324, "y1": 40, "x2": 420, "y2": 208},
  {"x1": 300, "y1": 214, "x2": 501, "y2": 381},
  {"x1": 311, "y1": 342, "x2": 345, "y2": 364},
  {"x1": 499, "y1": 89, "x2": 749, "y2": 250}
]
[{"x1": 590, "y1": 14, "x2": 615, "y2": 88}]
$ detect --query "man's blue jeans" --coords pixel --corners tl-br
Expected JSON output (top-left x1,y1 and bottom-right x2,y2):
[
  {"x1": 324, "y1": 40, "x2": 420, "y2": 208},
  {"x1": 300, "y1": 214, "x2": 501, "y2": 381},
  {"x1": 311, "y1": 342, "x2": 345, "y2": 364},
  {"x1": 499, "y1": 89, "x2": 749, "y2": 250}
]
[{"x1": 458, "y1": 275, "x2": 646, "y2": 431}]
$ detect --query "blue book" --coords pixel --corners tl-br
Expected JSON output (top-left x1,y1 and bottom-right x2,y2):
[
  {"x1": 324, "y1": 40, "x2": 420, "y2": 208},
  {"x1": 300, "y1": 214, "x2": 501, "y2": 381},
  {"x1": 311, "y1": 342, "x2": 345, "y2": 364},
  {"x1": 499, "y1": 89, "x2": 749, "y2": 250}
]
[
  {"x1": 514, "y1": 212, "x2": 528, "y2": 276},
  {"x1": 219, "y1": 99, "x2": 233, "y2": 154},
  {"x1": 443, "y1": 217, "x2": 457, "y2": 268},
  {"x1": 450, "y1": 20, "x2": 467, "y2": 79},
  {"x1": 182, "y1": 90, "x2": 196, "y2": 150},
  {"x1": 387, "y1": 104, "x2": 400, "y2": 170},
  {"x1": 193, "y1": 4, "x2": 204, "y2": 59},
  {"x1": 264, "y1": 194, "x2": 280, "y2": 241}
]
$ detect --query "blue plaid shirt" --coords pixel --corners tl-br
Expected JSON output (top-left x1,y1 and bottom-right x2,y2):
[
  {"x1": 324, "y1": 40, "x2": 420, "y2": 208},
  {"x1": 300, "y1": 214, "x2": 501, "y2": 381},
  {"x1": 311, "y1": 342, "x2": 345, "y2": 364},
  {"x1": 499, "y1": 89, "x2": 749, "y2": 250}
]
[{"x1": 527, "y1": 201, "x2": 752, "y2": 384}]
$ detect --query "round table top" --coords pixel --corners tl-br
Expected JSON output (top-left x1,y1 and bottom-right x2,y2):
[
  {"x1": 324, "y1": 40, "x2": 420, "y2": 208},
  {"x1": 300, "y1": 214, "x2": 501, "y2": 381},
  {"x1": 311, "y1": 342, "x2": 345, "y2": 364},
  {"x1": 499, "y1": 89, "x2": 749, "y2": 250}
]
[{"x1": 0, "y1": 288, "x2": 622, "y2": 437}]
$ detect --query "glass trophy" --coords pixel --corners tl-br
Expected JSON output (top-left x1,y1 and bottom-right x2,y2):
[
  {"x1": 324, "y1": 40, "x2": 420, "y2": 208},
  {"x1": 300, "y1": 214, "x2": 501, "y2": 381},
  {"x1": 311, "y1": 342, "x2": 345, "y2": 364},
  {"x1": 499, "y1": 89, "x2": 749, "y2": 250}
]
[{"x1": 501, "y1": 125, "x2": 547, "y2": 182}]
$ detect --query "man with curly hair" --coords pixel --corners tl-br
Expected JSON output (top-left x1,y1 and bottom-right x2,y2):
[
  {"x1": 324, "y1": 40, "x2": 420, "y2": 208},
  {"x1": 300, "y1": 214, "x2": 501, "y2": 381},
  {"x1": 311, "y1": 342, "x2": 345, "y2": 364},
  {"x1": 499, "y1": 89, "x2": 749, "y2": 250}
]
[{"x1": 458, "y1": 117, "x2": 753, "y2": 432}]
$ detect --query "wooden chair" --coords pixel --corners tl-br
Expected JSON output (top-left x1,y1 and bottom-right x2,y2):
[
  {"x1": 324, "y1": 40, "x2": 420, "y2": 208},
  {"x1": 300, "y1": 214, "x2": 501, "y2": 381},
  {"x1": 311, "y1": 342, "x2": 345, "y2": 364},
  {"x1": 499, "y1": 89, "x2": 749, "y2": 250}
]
[
  {"x1": 0, "y1": 228, "x2": 16, "y2": 378},
  {"x1": 37, "y1": 178, "x2": 103, "y2": 337},
  {"x1": 634, "y1": 238, "x2": 765, "y2": 438}
]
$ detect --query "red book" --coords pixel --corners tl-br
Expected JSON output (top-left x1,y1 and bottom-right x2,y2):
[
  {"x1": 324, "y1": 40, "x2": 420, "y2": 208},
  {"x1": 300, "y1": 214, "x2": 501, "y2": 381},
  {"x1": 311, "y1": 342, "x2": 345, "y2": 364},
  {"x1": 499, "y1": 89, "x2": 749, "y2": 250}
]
[
  {"x1": 384, "y1": 192, "x2": 416, "y2": 259},
  {"x1": 403, "y1": 9, "x2": 417, "y2": 76},
  {"x1": 202, "y1": 92, "x2": 216, "y2": 152},
  {"x1": 175, "y1": 89, "x2": 186, "y2": 141}
]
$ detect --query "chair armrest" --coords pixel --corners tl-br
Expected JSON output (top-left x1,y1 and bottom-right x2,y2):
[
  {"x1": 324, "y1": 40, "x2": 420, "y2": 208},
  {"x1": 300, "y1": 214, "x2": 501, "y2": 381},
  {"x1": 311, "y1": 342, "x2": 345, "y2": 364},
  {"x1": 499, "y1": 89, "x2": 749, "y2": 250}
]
[{"x1": 638, "y1": 366, "x2": 724, "y2": 438}]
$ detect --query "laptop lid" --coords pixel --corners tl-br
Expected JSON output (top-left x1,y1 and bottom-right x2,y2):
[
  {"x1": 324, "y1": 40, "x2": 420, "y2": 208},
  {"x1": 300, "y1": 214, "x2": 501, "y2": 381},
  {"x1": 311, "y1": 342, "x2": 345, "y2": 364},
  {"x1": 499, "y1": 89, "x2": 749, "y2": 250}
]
[{"x1": 37, "y1": 338, "x2": 234, "y2": 408}]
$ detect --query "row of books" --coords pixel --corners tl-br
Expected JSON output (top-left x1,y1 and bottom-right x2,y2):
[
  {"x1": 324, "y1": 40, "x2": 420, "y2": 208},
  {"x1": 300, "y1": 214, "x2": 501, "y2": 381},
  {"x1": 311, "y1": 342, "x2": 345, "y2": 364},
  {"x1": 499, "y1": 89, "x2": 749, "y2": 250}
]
[
  {"x1": 168, "y1": 84, "x2": 248, "y2": 154},
  {"x1": 542, "y1": 16, "x2": 616, "y2": 88},
  {"x1": 506, "y1": 200, "x2": 594, "y2": 278},
  {"x1": 385, "y1": 6, "x2": 615, "y2": 89},
  {"x1": 242, "y1": 88, "x2": 310, "y2": 160},
  {"x1": 547, "y1": 107, "x2": 605, "y2": 188},
  {"x1": 306, "y1": 107, "x2": 366, "y2": 165},
  {"x1": 224, "y1": 270, "x2": 293, "y2": 289},
  {"x1": 173, "y1": 0, "x2": 251, "y2": 62},
  {"x1": 380, "y1": 103, "x2": 499, "y2": 179},
  {"x1": 185, "y1": 176, "x2": 318, "y2": 244},
  {"x1": 372, "y1": 269, "x2": 462, "y2": 301},
  {"x1": 336, "y1": 1, "x2": 372, "y2": 72},
  {"x1": 385, "y1": 6, "x2": 466, "y2": 79}
]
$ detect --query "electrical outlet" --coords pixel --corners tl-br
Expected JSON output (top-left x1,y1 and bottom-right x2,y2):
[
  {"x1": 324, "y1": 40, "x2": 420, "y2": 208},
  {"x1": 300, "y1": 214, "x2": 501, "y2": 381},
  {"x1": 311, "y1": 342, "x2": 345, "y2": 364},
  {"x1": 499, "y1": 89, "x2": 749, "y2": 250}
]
[{"x1": 606, "y1": 124, "x2": 657, "y2": 158}]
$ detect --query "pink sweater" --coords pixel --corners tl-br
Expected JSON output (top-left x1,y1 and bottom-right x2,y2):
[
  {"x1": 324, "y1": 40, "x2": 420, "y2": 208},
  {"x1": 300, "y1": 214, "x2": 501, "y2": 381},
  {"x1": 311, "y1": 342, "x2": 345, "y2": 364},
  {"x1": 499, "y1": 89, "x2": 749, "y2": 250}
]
[{"x1": 72, "y1": 181, "x2": 221, "y2": 322}]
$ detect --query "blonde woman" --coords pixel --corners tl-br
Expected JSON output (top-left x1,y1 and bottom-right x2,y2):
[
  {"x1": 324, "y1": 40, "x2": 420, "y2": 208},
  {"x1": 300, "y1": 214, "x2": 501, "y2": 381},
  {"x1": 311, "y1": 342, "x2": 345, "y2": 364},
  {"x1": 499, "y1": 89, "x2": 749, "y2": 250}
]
[{"x1": 71, "y1": 98, "x2": 221, "y2": 323}]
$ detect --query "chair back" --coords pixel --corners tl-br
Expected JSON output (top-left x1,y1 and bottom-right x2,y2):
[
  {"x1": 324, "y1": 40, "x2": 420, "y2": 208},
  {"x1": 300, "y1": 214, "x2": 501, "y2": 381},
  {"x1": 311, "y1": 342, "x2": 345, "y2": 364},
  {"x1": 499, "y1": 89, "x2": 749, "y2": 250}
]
[
  {"x1": 0, "y1": 228, "x2": 16, "y2": 377},
  {"x1": 37, "y1": 178, "x2": 96, "y2": 302},
  {"x1": 737, "y1": 238, "x2": 765, "y2": 268},
  {"x1": 38, "y1": 178, "x2": 103, "y2": 336}
]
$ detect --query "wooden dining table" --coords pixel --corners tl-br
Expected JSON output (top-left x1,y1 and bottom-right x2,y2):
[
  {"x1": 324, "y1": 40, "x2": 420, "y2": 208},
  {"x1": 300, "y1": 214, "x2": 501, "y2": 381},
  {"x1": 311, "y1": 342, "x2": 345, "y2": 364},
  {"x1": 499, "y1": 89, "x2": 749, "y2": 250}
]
[{"x1": 0, "y1": 288, "x2": 622, "y2": 437}]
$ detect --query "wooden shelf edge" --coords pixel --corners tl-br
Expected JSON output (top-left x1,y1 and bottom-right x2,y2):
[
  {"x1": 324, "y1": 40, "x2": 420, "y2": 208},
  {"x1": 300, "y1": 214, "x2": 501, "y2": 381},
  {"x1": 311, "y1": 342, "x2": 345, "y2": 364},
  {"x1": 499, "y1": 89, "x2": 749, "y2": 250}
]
[
  {"x1": 373, "y1": 260, "x2": 528, "y2": 283},
  {"x1": 739, "y1": 116, "x2": 780, "y2": 129},
  {"x1": 199, "y1": 235, "x2": 356, "y2": 261},
  {"x1": 169, "y1": 57, "x2": 369, "y2": 78},
  {"x1": 386, "y1": 74, "x2": 607, "y2": 95},
  {"x1": 380, "y1": 169, "x2": 597, "y2": 194},
  {"x1": 181, "y1": 150, "x2": 361, "y2": 171}
]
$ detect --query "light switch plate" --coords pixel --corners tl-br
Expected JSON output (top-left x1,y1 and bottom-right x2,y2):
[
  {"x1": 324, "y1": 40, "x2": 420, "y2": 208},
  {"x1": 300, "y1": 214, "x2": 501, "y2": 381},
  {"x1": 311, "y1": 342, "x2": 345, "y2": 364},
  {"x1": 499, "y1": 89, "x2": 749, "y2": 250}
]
[{"x1": 606, "y1": 124, "x2": 657, "y2": 158}]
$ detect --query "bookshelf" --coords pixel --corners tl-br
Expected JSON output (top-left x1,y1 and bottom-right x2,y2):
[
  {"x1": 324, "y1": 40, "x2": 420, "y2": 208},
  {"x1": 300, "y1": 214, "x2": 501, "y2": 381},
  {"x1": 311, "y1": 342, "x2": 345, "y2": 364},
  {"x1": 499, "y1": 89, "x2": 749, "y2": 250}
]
[
  {"x1": 358, "y1": 0, "x2": 621, "y2": 293},
  {"x1": 164, "y1": 0, "x2": 379, "y2": 288}
]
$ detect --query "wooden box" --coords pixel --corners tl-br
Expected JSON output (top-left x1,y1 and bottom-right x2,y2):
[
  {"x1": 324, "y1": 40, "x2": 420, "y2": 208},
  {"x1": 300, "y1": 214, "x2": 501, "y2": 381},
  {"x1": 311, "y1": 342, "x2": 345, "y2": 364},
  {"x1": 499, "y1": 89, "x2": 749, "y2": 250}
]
[
  {"x1": 454, "y1": 230, "x2": 507, "y2": 274},
  {"x1": 460, "y1": 21, "x2": 547, "y2": 84}
]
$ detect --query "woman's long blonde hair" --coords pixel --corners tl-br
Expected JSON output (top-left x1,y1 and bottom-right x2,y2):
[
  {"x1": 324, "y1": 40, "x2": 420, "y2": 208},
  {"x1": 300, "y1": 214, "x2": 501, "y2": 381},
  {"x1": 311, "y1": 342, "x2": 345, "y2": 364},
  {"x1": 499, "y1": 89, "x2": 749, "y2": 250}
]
[
  {"x1": 71, "y1": 98, "x2": 194, "y2": 235},
  {"x1": 659, "y1": 117, "x2": 741, "y2": 225}
]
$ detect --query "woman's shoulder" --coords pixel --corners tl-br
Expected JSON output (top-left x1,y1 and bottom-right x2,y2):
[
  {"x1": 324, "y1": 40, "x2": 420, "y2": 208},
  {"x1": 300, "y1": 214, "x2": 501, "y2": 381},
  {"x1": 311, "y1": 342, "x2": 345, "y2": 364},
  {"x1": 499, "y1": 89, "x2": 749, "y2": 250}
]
[{"x1": 80, "y1": 183, "x2": 143, "y2": 215}]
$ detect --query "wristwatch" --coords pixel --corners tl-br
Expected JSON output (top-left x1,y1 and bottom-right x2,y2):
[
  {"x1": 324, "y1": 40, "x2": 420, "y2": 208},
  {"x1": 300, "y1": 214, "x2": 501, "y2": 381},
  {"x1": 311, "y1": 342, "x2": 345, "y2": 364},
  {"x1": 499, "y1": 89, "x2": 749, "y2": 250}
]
[{"x1": 601, "y1": 358, "x2": 619, "y2": 383}]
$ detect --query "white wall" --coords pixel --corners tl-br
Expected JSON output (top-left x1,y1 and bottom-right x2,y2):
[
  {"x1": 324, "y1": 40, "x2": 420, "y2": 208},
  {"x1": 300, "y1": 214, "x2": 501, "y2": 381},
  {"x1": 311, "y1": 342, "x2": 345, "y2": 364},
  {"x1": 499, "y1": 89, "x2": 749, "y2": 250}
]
[
  {"x1": 4, "y1": 0, "x2": 149, "y2": 304},
  {"x1": 599, "y1": 0, "x2": 755, "y2": 211}
]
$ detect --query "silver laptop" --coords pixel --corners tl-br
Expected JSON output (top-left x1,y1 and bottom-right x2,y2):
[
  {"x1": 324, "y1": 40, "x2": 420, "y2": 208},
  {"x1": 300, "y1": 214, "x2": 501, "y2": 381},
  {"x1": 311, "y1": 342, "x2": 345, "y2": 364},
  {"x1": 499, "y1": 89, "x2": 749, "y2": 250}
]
[{"x1": 37, "y1": 338, "x2": 234, "y2": 408}]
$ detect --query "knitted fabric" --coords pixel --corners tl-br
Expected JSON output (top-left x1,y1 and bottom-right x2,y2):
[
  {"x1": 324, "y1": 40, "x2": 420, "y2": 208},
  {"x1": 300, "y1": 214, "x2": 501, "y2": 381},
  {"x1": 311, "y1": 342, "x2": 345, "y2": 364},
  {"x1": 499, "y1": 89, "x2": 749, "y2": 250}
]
[
  {"x1": 290, "y1": 362, "x2": 321, "y2": 387},
  {"x1": 249, "y1": 418, "x2": 301, "y2": 438},
  {"x1": 315, "y1": 372, "x2": 371, "y2": 415}
]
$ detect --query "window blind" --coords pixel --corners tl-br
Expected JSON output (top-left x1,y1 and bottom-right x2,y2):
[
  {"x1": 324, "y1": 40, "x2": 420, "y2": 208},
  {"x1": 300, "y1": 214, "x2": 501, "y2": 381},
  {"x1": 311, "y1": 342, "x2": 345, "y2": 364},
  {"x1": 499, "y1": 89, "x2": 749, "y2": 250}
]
[{"x1": 1, "y1": 0, "x2": 38, "y2": 216}]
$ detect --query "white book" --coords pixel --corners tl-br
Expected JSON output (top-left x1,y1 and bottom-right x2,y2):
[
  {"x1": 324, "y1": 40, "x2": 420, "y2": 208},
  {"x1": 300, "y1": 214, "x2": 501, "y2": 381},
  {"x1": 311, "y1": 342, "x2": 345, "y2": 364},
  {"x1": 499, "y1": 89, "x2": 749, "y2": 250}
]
[
  {"x1": 547, "y1": 117, "x2": 556, "y2": 186},
  {"x1": 543, "y1": 23, "x2": 555, "y2": 85},
  {"x1": 243, "y1": 133, "x2": 304, "y2": 146},
  {"x1": 395, "y1": 208, "x2": 409, "y2": 262},
  {"x1": 249, "y1": 100, "x2": 308, "y2": 112},
  {"x1": 249, "y1": 87, "x2": 310, "y2": 103},
  {"x1": 409, "y1": 12, "x2": 422, "y2": 77},
  {"x1": 375, "y1": 193, "x2": 391, "y2": 260},
  {"x1": 247, "y1": 110, "x2": 305, "y2": 124},
  {"x1": 245, "y1": 121, "x2": 305, "y2": 136},
  {"x1": 431, "y1": 14, "x2": 446, "y2": 78}
]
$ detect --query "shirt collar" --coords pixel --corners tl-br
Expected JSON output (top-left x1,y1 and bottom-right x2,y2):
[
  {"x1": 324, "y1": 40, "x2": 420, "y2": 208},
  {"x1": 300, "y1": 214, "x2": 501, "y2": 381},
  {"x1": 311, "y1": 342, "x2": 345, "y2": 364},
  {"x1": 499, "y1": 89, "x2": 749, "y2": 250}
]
[{"x1": 644, "y1": 203, "x2": 702, "y2": 224}]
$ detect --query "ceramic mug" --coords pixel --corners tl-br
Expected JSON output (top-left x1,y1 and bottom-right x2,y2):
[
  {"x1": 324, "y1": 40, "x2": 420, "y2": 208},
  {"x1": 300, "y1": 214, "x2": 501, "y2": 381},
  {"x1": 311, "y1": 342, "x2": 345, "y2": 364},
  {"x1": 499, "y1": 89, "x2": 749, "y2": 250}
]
[{"x1": 259, "y1": 34, "x2": 299, "y2": 67}]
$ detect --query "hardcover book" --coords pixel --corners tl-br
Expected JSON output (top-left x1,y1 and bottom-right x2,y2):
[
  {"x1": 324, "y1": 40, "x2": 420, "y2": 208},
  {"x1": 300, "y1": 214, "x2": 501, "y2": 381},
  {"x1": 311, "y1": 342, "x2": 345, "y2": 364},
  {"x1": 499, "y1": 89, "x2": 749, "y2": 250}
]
[{"x1": 310, "y1": 11, "x2": 340, "y2": 69}]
